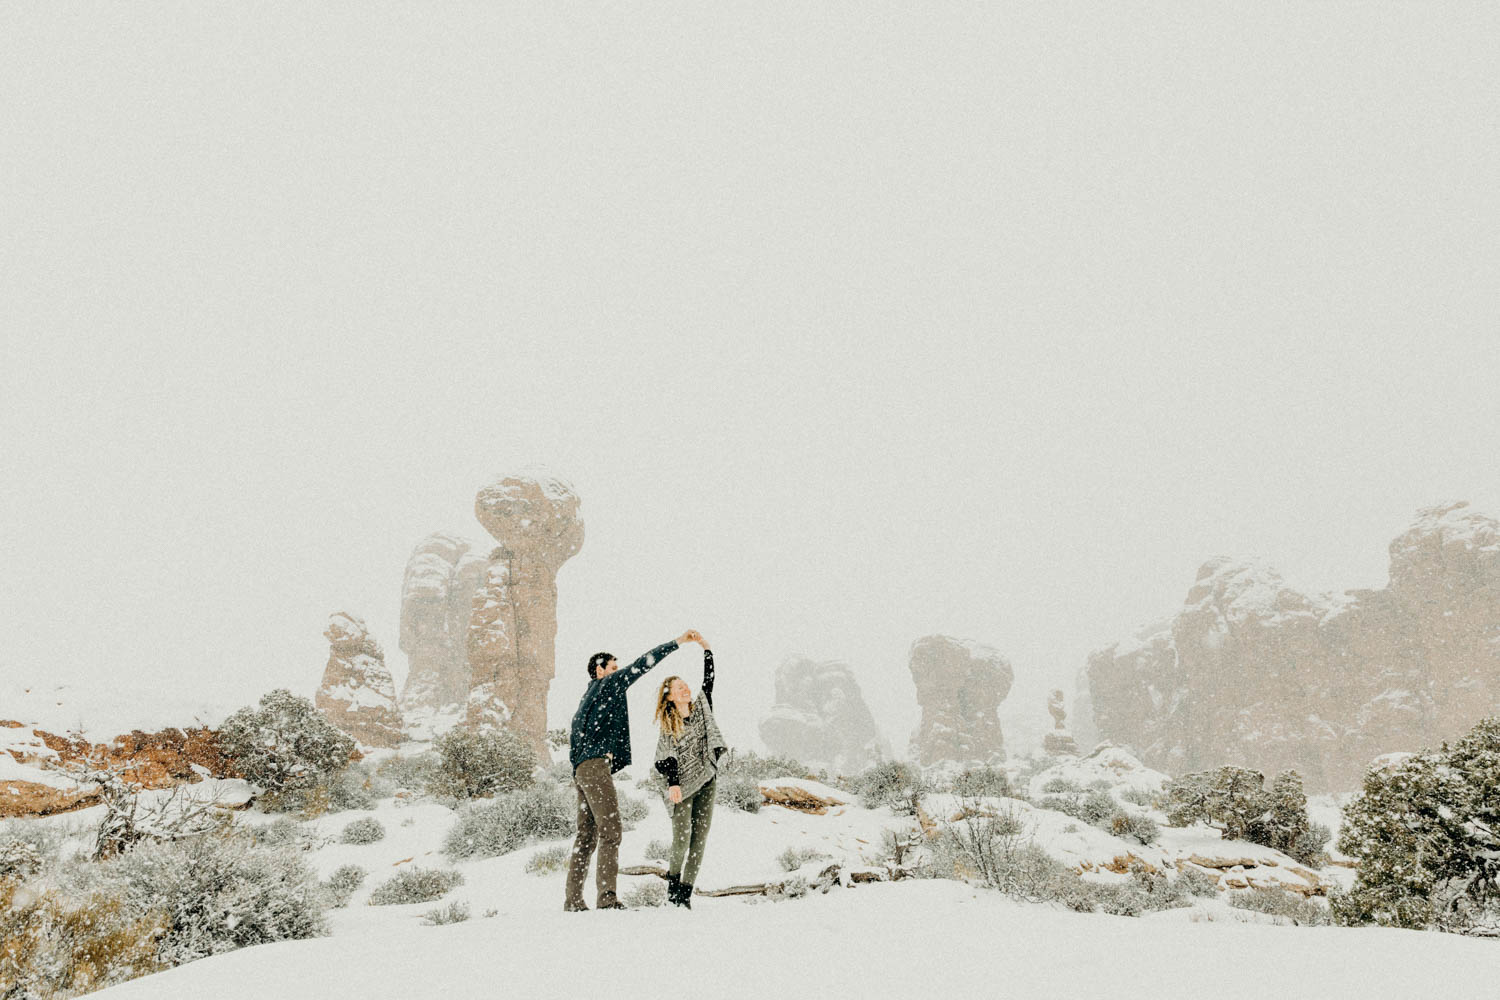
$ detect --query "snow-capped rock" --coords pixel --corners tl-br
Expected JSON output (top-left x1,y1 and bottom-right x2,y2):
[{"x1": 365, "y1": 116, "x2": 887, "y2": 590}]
[
  {"x1": 1085, "y1": 502, "x2": 1500, "y2": 792},
  {"x1": 466, "y1": 472, "x2": 585, "y2": 756},
  {"x1": 759, "y1": 657, "x2": 890, "y2": 775},
  {"x1": 399, "y1": 532, "x2": 487, "y2": 737},
  {"x1": 908, "y1": 635, "x2": 1013, "y2": 766},
  {"x1": 317, "y1": 613, "x2": 403, "y2": 748}
]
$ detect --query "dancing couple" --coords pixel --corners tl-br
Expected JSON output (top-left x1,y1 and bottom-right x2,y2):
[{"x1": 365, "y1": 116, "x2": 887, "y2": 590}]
[{"x1": 564, "y1": 628, "x2": 727, "y2": 912}]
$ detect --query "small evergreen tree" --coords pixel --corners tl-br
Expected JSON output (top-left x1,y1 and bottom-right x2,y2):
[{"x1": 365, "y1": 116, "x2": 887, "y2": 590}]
[
  {"x1": 1163, "y1": 765, "x2": 1321, "y2": 861},
  {"x1": 1333, "y1": 717, "x2": 1500, "y2": 934},
  {"x1": 219, "y1": 689, "x2": 356, "y2": 804}
]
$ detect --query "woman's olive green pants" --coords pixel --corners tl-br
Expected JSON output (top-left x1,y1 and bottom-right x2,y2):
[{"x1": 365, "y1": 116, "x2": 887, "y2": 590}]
[{"x1": 669, "y1": 776, "x2": 716, "y2": 886}]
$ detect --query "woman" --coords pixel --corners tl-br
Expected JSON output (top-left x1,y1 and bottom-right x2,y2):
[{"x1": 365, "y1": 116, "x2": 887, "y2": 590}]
[{"x1": 652, "y1": 637, "x2": 728, "y2": 908}]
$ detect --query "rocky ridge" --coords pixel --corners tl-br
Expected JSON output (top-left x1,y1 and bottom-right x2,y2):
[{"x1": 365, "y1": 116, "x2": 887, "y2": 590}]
[{"x1": 1086, "y1": 502, "x2": 1500, "y2": 791}]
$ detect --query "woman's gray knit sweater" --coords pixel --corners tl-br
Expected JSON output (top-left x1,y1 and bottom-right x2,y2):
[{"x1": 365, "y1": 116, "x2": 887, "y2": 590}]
[{"x1": 654, "y1": 651, "x2": 728, "y2": 801}]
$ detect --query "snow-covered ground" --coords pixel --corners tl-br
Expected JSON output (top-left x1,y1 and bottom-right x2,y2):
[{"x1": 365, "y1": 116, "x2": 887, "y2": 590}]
[
  {"x1": 1, "y1": 752, "x2": 1474, "y2": 1000},
  {"x1": 87, "y1": 875, "x2": 1494, "y2": 1000}
]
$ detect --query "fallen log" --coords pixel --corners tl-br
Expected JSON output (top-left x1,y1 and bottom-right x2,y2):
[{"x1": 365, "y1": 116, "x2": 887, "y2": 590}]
[
  {"x1": 696, "y1": 883, "x2": 772, "y2": 897},
  {"x1": 620, "y1": 865, "x2": 668, "y2": 877}
]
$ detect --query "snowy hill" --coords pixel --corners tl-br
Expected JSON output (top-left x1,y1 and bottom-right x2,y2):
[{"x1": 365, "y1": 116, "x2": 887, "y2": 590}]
[{"x1": 0, "y1": 744, "x2": 1470, "y2": 1000}]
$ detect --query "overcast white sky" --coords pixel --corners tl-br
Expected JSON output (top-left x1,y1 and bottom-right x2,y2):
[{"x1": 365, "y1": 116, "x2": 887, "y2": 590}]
[{"x1": 3, "y1": 4, "x2": 1497, "y2": 753}]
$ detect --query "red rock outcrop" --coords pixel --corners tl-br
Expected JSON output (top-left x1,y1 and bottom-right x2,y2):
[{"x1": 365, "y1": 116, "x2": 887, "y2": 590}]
[
  {"x1": 1086, "y1": 502, "x2": 1500, "y2": 791},
  {"x1": 466, "y1": 473, "x2": 585, "y2": 757},
  {"x1": 908, "y1": 635, "x2": 1013, "y2": 765},
  {"x1": 399, "y1": 533, "x2": 487, "y2": 737},
  {"x1": 317, "y1": 612, "x2": 404, "y2": 748},
  {"x1": 1, "y1": 719, "x2": 236, "y2": 818},
  {"x1": 759, "y1": 657, "x2": 890, "y2": 774}
]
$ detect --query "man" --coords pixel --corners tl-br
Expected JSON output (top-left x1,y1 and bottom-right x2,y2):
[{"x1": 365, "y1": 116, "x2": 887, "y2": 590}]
[{"x1": 565, "y1": 628, "x2": 702, "y2": 911}]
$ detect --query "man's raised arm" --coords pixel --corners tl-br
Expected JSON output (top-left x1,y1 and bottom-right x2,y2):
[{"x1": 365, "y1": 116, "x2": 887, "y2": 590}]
[{"x1": 614, "y1": 629, "x2": 700, "y2": 687}]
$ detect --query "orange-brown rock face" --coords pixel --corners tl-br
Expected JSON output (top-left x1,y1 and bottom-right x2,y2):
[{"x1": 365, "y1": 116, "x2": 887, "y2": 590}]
[
  {"x1": 908, "y1": 635, "x2": 1013, "y2": 765},
  {"x1": 1086, "y1": 502, "x2": 1500, "y2": 792},
  {"x1": 466, "y1": 474, "x2": 584, "y2": 757},
  {"x1": 317, "y1": 613, "x2": 404, "y2": 748},
  {"x1": 399, "y1": 533, "x2": 487, "y2": 737},
  {"x1": 1, "y1": 720, "x2": 236, "y2": 817}
]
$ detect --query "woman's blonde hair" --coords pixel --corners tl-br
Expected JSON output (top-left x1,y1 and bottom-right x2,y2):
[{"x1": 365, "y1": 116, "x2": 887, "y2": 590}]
[{"x1": 654, "y1": 676, "x2": 686, "y2": 739}]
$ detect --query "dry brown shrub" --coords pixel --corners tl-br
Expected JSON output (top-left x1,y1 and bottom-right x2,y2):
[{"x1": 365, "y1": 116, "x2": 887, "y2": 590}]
[{"x1": 1, "y1": 879, "x2": 164, "y2": 998}]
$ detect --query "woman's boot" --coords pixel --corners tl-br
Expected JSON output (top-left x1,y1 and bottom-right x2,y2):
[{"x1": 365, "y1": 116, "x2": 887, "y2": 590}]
[{"x1": 677, "y1": 881, "x2": 693, "y2": 909}]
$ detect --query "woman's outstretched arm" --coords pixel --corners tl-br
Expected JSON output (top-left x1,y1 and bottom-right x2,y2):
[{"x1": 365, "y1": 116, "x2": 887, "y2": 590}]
[{"x1": 701, "y1": 649, "x2": 715, "y2": 709}]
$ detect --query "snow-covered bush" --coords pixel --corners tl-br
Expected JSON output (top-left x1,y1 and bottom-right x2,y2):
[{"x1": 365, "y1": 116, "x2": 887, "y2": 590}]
[
  {"x1": 621, "y1": 880, "x2": 667, "y2": 908},
  {"x1": 931, "y1": 803, "x2": 1042, "y2": 891},
  {"x1": 721, "y1": 750, "x2": 820, "y2": 783},
  {"x1": 323, "y1": 864, "x2": 366, "y2": 907},
  {"x1": 323, "y1": 760, "x2": 391, "y2": 812},
  {"x1": 431, "y1": 727, "x2": 536, "y2": 799},
  {"x1": 422, "y1": 901, "x2": 471, "y2": 925},
  {"x1": 617, "y1": 787, "x2": 649, "y2": 830},
  {"x1": 880, "y1": 826, "x2": 923, "y2": 869},
  {"x1": 853, "y1": 761, "x2": 926, "y2": 813},
  {"x1": 1164, "y1": 766, "x2": 1321, "y2": 863},
  {"x1": 1229, "y1": 886, "x2": 1329, "y2": 925},
  {"x1": 251, "y1": 816, "x2": 322, "y2": 851},
  {"x1": 767, "y1": 874, "x2": 810, "y2": 901},
  {"x1": 442, "y1": 783, "x2": 575, "y2": 860},
  {"x1": 950, "y1": 766, "x2": 1013, "y2": 799},
  {"x1": 700, "y1": 750, "x2": 821, "y2": 813},
  {"x1": 1332, "y1": 717, "x2": 1500, "y2": 934},
  {"x1": 1037, "y1": 786, "x2": 1116, "y2": 827},
  {"x1": 525, "y1": 844, "x2": 571, "y2": 875},
  {"x1": 0, "y1": 838, "x2": 44, "y2": 882},
  {"x1": 1175, "y1": 865, "x2": 1221, "y2": 898},
  {"x1": 930, "y1": 807, "x2": 1189, "y2": 916},
  {"x1": 1120, "y1": 858, "x2": 1191, "y2": 911},
  {"x1": 643, "y1": 838, "x2": 671, "y2": 863},
  {"x1": 777, "y1": 846, "x2": 831, "y2": 872},
  {"x1": 340, "y1": 817, "x2": 385, "y2": 845},
  {"x1": 1289, "y1": 823, "x2": 1332, "y2": 868},
  {"x1": 368, "y1": 867, "x2": 465, "y2": 906},
  {"x1": 1118, "y1": 786, "x2": 1156, "y2": 808},
  {"x1": 92, "y1": 830, "x2": 328, "y2": 966},
  {"x1": 219, "y1": 689, "x2": 356, "y2": 808},
  {"x1": 376, "y1": 751, "x2": 443, "y2": 793},
  {"x1": 0, "y1": 821, "x2": 77, "y2": 870},
  {"x1": 1, "y1": 878, "x2": 164, "y2": 998},
  {"x1": 1109, "y1": 810, "x2": 1160, "y2": 846},
  {"x1": 714, "y1": 773, "x2": 763, "y2": 813}
]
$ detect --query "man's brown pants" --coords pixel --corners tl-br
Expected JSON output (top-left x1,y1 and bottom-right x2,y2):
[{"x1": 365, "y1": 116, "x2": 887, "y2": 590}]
[{"x1": 565, "y1": 756, "x2": 622, "y2": 909}]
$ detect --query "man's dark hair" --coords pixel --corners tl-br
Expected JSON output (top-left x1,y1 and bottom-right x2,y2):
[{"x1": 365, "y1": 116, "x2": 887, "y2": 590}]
[{"x1": 587, "y1": 652, "x2": 616, "y2": 680}]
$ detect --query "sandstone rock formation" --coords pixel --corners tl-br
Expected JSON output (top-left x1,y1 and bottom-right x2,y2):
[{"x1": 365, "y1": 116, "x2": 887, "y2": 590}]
[
  {"x1": 399, "y1": 533, "x2": 488, "y2": 737},
  {"x1": 465, "y1": 473, "x2": 584, "y2": 757},
  {"x1": 908, "y1": 635, "x2": 1013, "y2": 765},
  {"x1": 317, "y1": 612, "x2": 403, "y2": 748},
  {"x1": 1086, "y1": 502, "x2": 1500, "y2": 792},
  {"x1": 759, "y1": 657, "x2": 890, "y2": 774},
  {"x1": 1, "y1": 719, "x2": 236, "y2": 818},
  {"x1": 1043, "y1": 689, "x2": 1080, "y2": 756}
]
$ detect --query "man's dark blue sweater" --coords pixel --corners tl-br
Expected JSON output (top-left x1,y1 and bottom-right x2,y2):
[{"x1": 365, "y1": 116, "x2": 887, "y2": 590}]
[{"x1": 569, "y1": 639, "x2": 680, "y2": 773}]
